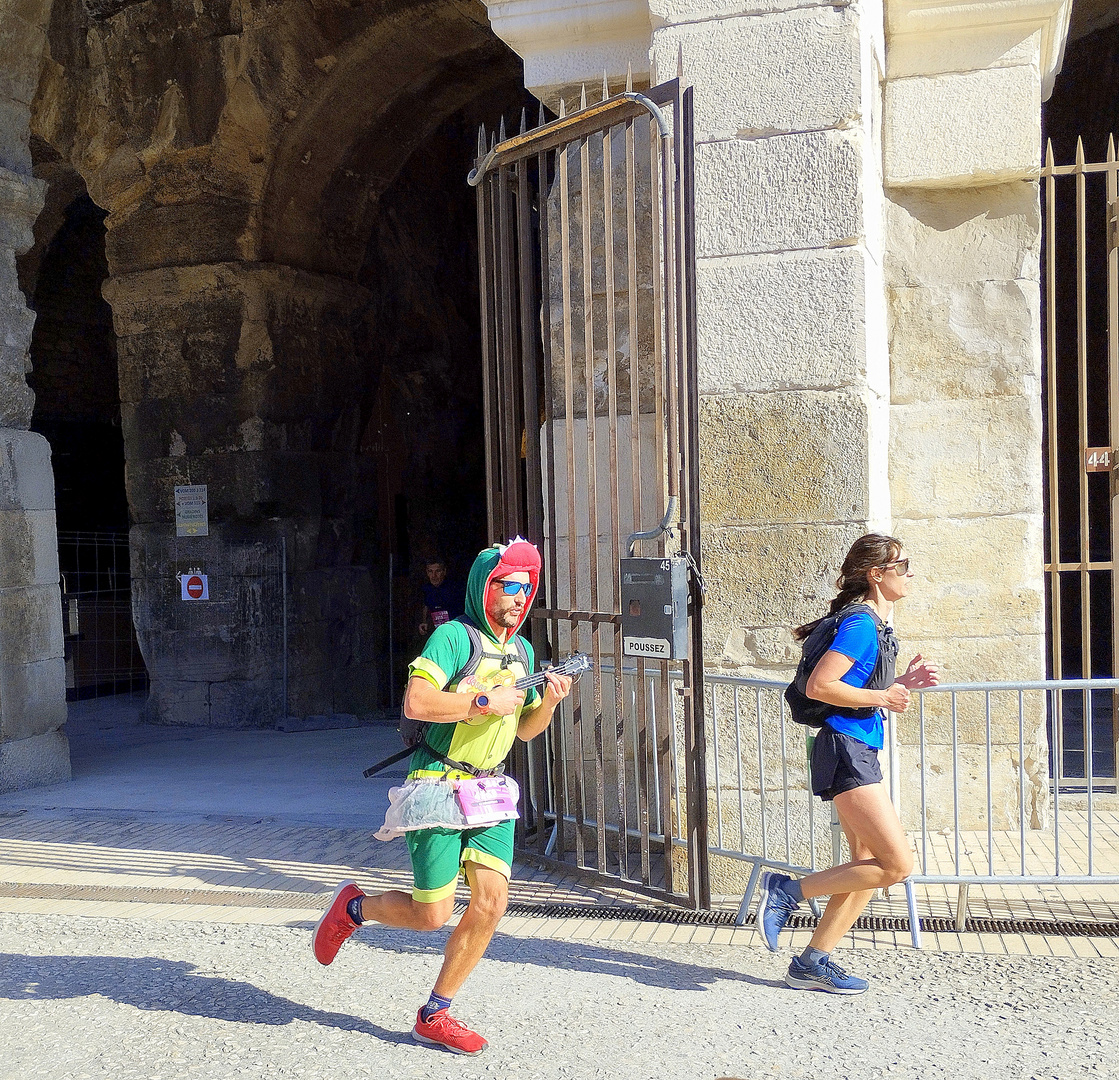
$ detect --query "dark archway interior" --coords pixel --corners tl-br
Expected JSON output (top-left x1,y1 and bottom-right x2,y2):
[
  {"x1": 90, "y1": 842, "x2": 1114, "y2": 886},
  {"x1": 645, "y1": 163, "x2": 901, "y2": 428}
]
[
  {"x1": 28, "y1": 193, "x2": 127, "y2": 534},
  {"x1": 356, "y1": 89, "x2": 536, "y2": 676},
  {"x1": 26, "y1": 191, "x2": 144, "y2": 698}
]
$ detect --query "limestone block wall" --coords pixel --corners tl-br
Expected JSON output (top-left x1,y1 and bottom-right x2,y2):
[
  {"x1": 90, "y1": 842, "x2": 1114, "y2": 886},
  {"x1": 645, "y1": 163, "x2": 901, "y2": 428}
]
[
  {"x1": 883, "y1": 4, "x2": 1060, "y2": 829},
  {"x1": 25, "y1": 0, "x2": 529, "y2": 726},
  {"x1": 0, "y1": 0, "x2": 70, "y2": 789},
  {"x1": 102, "y1": 262, "x2": 379, "y2": 725},
  {"x1": 650, "y1": 0, "x2": 890, "y2": 670}
]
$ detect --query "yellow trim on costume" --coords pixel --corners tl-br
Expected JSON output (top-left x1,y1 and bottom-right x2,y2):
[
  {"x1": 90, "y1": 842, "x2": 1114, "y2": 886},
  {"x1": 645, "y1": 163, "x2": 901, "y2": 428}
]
[
  {"x1": 408, "y1": 658, "x2": 448, "y2": 689},
  {"x1": 410, "y1": 767, "x2": 476, "y2": 781},
  {"x1": 461, "y1": 848, "x2": 512, "y2": 880},
  {"x1": 411, "y1": 878, "x2": 458, "y2": 904}
]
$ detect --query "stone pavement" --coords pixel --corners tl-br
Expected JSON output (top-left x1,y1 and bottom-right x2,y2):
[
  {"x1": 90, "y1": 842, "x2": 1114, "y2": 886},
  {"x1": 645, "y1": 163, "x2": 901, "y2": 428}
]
[
  {"x1": 0, "y1": 695, "x2": 1117, "y2": 1077},
  {"x1": 1, "y1": 911, "x2": 1117, "y2": 1080}
]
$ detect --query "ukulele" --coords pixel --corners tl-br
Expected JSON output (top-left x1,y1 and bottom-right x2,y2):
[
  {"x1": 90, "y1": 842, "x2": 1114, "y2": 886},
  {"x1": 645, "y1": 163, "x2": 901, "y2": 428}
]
[
  {"x1": 455, "y1": 652, "x2": 593, "y2": 709},
  {"x1": 362, "y1": 652, "x2": 592, "y2": 778}
]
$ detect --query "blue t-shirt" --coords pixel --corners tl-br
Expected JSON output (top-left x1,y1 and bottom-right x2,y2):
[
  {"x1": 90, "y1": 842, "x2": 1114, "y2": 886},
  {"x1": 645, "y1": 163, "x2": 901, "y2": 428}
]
[{"x1": 824, "y1": 611, "x2": 883, "y2": 749}]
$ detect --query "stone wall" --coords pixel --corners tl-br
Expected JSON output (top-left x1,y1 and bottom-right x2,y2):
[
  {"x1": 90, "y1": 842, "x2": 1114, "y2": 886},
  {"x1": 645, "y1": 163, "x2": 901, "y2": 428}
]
[
  {"x1": 482, "y1": 0, "x2": 1066, "y2": 853},
  {"x1": 23, "y1": 0, "x2": 528, "y2": 726},
  {"x1": 652, "y1": 0, "x2": 890, "y2": 679},
  {"x1": 0, "y1": 0, "x2": 69, "y2": 789},
  {"x1": 883, "y1": 4, "x2": 1058, "y2": 828}
]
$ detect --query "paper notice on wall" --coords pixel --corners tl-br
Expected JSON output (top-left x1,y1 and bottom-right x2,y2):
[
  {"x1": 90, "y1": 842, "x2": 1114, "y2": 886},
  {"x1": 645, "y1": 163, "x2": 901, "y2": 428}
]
[{"x1": 174, "y1": 485, "x2": 209, "y2": 537}]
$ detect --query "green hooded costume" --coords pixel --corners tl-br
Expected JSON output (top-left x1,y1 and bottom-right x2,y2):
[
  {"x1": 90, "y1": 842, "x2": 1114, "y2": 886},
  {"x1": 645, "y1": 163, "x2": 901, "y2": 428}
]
[{"x1": 406, "y1": 538, "x2": 542, "y2": 777}]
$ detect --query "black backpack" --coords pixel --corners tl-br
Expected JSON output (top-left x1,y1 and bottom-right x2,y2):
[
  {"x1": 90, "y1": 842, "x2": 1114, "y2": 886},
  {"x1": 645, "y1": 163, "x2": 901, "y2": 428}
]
[{"x1": 784, "y1": 603, "x2": 898, "y2": 728}]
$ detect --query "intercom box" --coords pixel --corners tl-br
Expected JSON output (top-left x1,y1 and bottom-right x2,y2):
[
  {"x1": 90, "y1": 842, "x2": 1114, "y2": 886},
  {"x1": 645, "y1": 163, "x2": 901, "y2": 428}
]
[{"x1": 620, "y1": 557, "x2": 690, "y2": 660}]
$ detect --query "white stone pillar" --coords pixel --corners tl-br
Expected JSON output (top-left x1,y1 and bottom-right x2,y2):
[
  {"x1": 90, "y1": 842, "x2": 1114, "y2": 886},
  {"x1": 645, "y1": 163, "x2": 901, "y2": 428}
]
[
  {"x1": 0, "y1": 0, "x2": 70, "y2": 791},
  {"x1": 883, "y1": 0, "x2": 1071, "y2": 827},
  {"x1": 650, "y1": 0, "x2": 891, "y2": 671},
  {"x1": 484, "y1": 0, "x2": 653, "y2": 104},
  {"x1": 488, "y1": 0, "x2": 892, "y2": 665}
]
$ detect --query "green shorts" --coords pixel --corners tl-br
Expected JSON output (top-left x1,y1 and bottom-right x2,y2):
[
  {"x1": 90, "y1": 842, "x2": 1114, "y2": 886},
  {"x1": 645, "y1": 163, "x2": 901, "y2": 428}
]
[{"x1": 405, "y1": 819, "x2": 515, "y2": 903}]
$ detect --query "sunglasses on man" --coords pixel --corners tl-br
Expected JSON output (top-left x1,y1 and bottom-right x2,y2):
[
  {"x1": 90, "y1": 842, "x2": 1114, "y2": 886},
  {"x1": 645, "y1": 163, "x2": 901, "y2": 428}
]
[{"x1": 492, "y1": 578, "x2": 533, "y2": 596}]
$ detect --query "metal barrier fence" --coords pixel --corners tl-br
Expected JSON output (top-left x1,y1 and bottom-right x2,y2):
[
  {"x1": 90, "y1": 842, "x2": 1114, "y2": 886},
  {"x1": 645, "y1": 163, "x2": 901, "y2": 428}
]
[
  {"x1": 697, "y1": 675, "x2": 1119, "y2": 948},
  {"x1": 58, "y1": 531, "x2": 147, "y2": 699}
]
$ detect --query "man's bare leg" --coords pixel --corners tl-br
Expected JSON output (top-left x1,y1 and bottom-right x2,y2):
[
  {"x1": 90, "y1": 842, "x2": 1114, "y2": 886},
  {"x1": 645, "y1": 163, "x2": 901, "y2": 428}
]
[
  {"x1": 432, "y1": 862, "x2": 508, "y2": 999},
  {"x1": 358, "y1": 890, "x2": 454, "y2": 932}
]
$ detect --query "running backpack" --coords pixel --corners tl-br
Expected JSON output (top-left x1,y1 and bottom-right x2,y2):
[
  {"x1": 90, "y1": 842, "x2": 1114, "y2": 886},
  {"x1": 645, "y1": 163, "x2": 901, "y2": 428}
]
[
  {"x1": 783, "y1": 603, "x2": 898, "y2": 728},
  {"x1": 398, "y1": 616, "x2": 531, "y2": 747}
]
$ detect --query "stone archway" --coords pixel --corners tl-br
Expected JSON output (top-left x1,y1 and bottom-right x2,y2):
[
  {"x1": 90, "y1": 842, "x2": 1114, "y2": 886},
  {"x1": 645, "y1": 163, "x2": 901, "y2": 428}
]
[
  {"x1": 27, "y1": 0, "x2": 532, "y2": 725},
  {"x1": 0, "y1": 0, "x2": 69, "y2": 790}
]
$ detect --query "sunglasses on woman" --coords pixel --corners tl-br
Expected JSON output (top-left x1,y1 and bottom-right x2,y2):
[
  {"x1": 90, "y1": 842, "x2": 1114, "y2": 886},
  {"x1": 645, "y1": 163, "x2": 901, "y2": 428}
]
[
  {"x1": 492, "y1": 578, "x2": 533, "y2": 596},
  {"x1": 882, "y1": 558, "x2": 910, "y2": 575}
]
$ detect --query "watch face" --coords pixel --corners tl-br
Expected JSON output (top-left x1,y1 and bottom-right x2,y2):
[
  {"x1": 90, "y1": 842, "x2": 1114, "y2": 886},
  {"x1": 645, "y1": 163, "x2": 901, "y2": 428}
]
[{"x1": 476, "y1": 694, "x2": 489, "y2": 708}]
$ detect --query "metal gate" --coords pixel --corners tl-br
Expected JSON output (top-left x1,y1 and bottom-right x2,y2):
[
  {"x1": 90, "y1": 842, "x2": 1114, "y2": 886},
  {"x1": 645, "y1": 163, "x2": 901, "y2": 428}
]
[
  {"x1": 58, "y1": 531, "x2": 147, "y2": 699},
  {"x1": 1042, "y1": 136, "x2": 1119, "y2": 790},
  {"x1": 471, "y1": 79, "x2": 710, "y2": 905}
]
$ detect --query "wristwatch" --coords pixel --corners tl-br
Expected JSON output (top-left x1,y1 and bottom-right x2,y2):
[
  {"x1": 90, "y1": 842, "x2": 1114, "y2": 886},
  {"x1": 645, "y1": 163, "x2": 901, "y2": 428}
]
[{"x1": 473, "y1": 693, "x2": 490, "y2": 714}]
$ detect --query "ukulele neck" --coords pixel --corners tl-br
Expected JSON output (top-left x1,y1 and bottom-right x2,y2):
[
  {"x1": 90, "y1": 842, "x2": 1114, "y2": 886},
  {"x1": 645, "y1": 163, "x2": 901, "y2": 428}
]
[{"x1": 513, "y1": 662, "x2": 577, "y2": 692}]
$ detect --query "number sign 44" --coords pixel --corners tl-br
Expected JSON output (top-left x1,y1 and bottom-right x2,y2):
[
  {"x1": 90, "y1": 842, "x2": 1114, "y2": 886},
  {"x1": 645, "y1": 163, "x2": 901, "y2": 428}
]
[{"x1": 1086, "y1": 448, "x2": 1113, "y2": 473}]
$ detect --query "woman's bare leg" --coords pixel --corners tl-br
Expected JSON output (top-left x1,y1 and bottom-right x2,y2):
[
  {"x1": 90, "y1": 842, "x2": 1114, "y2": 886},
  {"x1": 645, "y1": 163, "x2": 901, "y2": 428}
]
[
  {"x1": 806, "y1": 825, "x2": 874, "y2": 953},
  {"x1": 797, "y1": 783, "x2": 913, "y2": 954}
]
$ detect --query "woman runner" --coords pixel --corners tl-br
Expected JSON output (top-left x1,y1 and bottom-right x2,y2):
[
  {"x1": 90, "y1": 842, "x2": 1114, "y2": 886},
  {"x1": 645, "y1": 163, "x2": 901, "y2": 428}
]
[{"x1": 757, "y1": 533, "x2": 939, "y2": 993}]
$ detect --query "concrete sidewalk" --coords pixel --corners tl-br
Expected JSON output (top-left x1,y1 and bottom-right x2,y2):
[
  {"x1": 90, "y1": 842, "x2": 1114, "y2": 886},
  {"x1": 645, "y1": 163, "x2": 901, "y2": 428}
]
[{"x1": 0, "y1": 694, "x2": 1115, "y2": 958}]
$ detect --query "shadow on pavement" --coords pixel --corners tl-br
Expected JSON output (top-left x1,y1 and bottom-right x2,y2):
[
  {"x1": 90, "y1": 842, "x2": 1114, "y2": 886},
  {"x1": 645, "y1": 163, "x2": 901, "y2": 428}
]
[
  {"x1": 0, "y1": 953, "x2": 414, "y2": 1045},
  {"x1": 352, "y1": 927, "x2": 786, "y2": 991}
]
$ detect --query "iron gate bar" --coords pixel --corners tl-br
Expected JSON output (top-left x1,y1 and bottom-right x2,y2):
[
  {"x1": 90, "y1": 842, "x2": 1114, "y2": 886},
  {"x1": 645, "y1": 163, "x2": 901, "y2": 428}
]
[
  {"x1": 677, "y1": 77, "x2": 710, "y2": 908},
  {"x1": 537, "y1": 118, "x2": 568, "y2": 861},
  {"x1": 602, "y1": 108, "x2": 628, "y2": 880},
  {"x1": 472, "y1": 79, "x2": 707, "y2": 905},
  {"x1": 649, "y1": 105, "x2": 675, "y2": 895},
  {"x1": 1042, "y1": 137, "x2": 1119, "y2": 788},
  {"x1": 577, "y1": 120, "x2": 607, "y2": 880},
  {"x1": 468, "y1": 94, "x2": 669, "y2": 183}
]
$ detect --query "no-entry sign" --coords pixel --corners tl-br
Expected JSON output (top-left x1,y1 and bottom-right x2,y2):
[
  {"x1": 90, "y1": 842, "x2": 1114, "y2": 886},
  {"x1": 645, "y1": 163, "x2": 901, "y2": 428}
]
[{"x1": 180, "y1": 573, "x2": 209, "y2": 601}]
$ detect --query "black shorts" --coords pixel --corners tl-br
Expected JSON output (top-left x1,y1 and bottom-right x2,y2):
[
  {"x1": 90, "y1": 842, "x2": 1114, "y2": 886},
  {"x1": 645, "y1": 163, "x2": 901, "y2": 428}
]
[{"x1": 810, "y1": 727, "x2": 882, "y2": 801}]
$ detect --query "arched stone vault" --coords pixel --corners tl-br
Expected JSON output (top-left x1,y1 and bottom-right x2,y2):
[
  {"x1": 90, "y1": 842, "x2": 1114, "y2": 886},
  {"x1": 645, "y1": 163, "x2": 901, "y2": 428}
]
[
  {"x1": 24, "y1": 0, "x2": 528, "y2": 724},
  {"x1": 0, "y1": 0, "x2": 69, "y2": 790}
]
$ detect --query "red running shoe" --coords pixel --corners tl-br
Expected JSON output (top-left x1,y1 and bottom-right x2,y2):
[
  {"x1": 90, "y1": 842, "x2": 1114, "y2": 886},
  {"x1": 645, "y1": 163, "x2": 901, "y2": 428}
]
[
  {"x1": 412, "y1": 1008, "x2": 488, "y2": 1055},
  {"x1": 312, "y1": 880, "x2": 364, "y2": 966}
]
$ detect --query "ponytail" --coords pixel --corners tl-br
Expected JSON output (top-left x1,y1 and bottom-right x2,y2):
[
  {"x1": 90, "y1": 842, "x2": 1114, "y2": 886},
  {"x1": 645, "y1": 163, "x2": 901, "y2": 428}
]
[{"x1": 793, "y1": 533, "x2": 901, "y2": 642}]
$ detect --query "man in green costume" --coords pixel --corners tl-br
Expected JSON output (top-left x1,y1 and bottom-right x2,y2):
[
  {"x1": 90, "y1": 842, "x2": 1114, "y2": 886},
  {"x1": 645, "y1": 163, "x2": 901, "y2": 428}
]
[{"x1": 312, "y1": 537, "x2": 572, "y2": 1055}]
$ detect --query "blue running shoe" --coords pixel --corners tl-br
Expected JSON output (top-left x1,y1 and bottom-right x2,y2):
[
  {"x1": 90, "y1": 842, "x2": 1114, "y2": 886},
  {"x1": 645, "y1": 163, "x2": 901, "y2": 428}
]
[
  {"x1": 785, "y1": 955, "x2": 869, "y2": 995},
  {"x1": 756, "y1": 871, "x2": 800, "y2": 951}
]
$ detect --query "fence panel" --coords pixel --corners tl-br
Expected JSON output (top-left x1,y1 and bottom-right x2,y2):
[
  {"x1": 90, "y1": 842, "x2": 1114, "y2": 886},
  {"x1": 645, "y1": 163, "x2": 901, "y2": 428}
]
[
  {"x1": 58, "y1": 531, "x2": 147, "y2": 699},
  {"x1": 702, "y1": 674, "x2": 1119, "y2": 945}
]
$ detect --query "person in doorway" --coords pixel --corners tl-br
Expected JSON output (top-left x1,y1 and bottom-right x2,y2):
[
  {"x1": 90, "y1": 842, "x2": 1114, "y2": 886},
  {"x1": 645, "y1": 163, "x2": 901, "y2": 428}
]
[
  {"x1": 419, "y1": 558, "x2": 466, "y2": 636},
  {"x1": 312, "y1": 537, "x2": 572, "y2": 1054},
  {"x1": 757, "y1": 533, "x2": 939, "y2": 994}
]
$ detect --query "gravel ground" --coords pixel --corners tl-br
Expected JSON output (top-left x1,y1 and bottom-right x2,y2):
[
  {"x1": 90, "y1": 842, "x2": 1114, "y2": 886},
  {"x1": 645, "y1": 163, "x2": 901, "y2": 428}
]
[{"x1": 0, "y1": 913, "x2": 1114, "y2": 1080}]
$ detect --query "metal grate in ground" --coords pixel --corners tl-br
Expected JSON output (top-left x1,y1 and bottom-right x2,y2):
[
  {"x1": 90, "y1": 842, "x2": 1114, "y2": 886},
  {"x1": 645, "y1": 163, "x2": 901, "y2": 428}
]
[{"x1": 488, "y1": 900, "x2": 1119, "y2": 938}]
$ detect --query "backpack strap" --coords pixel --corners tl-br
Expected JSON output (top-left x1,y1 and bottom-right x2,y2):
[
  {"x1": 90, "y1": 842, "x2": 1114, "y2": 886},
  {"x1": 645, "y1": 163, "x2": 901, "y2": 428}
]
[
  {"x1": 455, "y1": 616, "x2": 530, "y2": 684},
  {"x1": 794, "y1": 602, "x2": 895, "y2": 722},
  {"x1": 455, "y1": 617, "x2": 487, "y2": 684}
]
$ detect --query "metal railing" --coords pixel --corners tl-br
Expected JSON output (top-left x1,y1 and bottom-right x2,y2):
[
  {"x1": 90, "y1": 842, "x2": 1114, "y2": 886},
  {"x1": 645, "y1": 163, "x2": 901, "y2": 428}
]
[{"x1": 694, "y1": 673, "x2": 1119, "y2": 948}]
